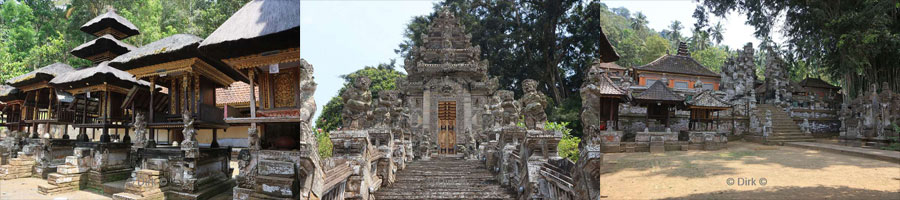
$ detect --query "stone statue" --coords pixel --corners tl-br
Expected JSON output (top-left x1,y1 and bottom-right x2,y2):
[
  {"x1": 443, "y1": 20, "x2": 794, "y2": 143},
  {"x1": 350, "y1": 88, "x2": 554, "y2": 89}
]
[
  {"x1": 581, "y1": 66, "x2": 609, "y2": 134},
  {"x1": 520, "y1": 79, "x2": 548, "y2": 130},
  {"x1": 132, "y1": 112, "x2": 147, "y2": 148},
  {"x1": 373, "y1": 91, "x2": 393, "y2": 128},
  {"x1": 299, "y1": 61, "x2": 318, "y2": 142},
  {"x1": 342, "y1": 76, "x2": 372, "y2": 130},
  {"x1": 497, "y1": 90, "x2": 518, "y2": 127},
  {"x1": 248, "y1": 126, "x2": 259, "y2": 150},
  {"x1": 181, "y1": 110, "x2": 198, "y2": 158}
]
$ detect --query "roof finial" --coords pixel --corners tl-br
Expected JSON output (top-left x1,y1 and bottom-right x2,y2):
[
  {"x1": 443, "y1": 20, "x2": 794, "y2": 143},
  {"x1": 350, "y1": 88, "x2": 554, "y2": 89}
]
[
  {"x1": 106, "y1": 5, "x2": 116, "y2": 13},
  {"x1": 676, "y1": 42, "x2": 690, "y2": 56}
]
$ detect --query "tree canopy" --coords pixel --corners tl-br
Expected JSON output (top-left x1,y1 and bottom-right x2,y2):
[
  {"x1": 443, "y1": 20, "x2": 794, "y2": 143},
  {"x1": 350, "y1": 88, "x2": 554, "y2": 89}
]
[
  {"x1": 0, "y1": 0, "x2": 249, "y2": 82},
  {"x1": 694, "y1": 0, "x2": 900, "y2": 97}
]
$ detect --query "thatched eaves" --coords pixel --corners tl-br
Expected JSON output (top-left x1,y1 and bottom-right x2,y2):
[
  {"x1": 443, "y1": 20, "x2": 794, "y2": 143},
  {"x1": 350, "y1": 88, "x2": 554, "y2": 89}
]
[
  {"x1": 6, "y1": 62, "x2": 76, "y2": 87},
  {"x1": 109, "y1": 34, "x2": 249, "y2": 83},
  {"x1": 49, "y1": 61, "x2": 148, "y2": 91},
  {"x1": 70, "y1": 34, "x2": 136, "y2": 61},
  {"x1": 198, "y1": 0, "x2": 299, "y2": 59}
]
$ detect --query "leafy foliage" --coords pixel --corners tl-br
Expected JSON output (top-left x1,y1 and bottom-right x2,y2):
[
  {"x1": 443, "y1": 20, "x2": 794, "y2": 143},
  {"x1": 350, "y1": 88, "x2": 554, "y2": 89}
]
[
  {"x1": 314, "y1": 61, "x2": 407, "y2": 132},
  {"x1": 695, "y1": 0, "x2": 900, "y2": 98},
  {"x1": 316, "y1": 130, "x2": 333, "y2": 158},
  {"x1": 546, "y1": 121, "x2": 580, "y2": 162}
]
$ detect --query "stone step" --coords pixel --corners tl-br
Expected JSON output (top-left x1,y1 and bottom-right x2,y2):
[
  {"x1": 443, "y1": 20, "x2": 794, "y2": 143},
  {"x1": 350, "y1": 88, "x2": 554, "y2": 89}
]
[{"x1": 374, "y1": 158, "x2": 515, "y2": 199}]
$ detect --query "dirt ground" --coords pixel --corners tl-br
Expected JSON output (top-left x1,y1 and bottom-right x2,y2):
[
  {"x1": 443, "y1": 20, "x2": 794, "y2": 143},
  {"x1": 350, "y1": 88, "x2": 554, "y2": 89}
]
[
  {"x1": 600, "y1": 141, "x2": 900, "y2": 199},
  {"x1": 0, "y1": 161, "x2": 240, "y2": 200}
]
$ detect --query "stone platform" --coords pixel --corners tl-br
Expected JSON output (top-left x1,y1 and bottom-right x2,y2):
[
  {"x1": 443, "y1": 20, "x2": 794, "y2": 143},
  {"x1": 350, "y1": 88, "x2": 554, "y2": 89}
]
[
  {"x1": 0, "y1": 153, "x2": 35, "y2": 180},
  {"x1": 784, "y1": 142, "x2": 900, "y2": 163}
]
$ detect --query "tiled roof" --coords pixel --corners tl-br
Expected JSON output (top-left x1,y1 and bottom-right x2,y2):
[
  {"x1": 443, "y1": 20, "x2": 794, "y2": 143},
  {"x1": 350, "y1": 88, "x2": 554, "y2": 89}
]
[
  {"x1": 635, "y1": 54, "x2": 718, "y2": 77},
  {"x1": 590, "y1": 71, "x2": 627, "y2": 97},
  {"x1": 216, "y1": 82, "x2": 258, "y2": 106},
  {"x1": 687, "y1": 90, "x2": 730, "y2": 109},
  {"x1": 799, "y1": 78, "x2": 840, "y2": 89},
  {"x1": 635, "y1": 80, "x2": 684, "y2": 102}
]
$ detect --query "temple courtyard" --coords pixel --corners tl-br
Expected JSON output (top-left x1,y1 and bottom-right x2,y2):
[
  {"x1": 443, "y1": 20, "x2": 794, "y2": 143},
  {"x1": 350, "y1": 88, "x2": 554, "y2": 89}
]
[{"x1": 600, "y1": 141, "x2": 900, "y2": 199}]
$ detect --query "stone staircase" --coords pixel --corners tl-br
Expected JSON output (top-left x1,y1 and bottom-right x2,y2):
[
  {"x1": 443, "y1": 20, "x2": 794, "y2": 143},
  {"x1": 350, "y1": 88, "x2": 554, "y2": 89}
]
[
  {"x1": 373, "y1": 156, "x2": 515, "y2": 200},
  {"x1": 755, "y1": 104, "x2": 815, "y2": 144}
]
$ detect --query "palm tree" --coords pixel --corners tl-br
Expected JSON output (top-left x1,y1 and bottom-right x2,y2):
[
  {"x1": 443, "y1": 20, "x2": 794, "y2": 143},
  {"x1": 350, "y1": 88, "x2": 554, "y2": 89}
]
[
  {"x1": 668, "y1": 20, "x2": 683, "y2": 42},
  {"x1": 710, "y1": 22, "x2": 725, "y2": 45},
  {"x1": 631, "y1": 12, "x2": 647, "y2": 31}
]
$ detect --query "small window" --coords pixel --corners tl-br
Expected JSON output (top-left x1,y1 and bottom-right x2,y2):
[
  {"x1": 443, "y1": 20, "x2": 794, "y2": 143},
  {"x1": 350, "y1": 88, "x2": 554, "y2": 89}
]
[
  {"x1": 646, "y1": 79, "x2": 657, "y2": 86},
  {"x1": 703, "y1": 83, "x2": 714, "y2": 90},
  {"x1": 674, "y1": 81, "x2": 689, "y2": 89}
]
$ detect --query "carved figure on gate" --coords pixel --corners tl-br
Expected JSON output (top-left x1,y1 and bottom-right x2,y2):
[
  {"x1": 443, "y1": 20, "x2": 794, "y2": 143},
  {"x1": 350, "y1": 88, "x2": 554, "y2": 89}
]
[
  {"x1": 520, "y1": 79, "x2": 548, "y2": 130},
  {"x1": 342, "y1": 76, "x2": 372, "y2": 130}
]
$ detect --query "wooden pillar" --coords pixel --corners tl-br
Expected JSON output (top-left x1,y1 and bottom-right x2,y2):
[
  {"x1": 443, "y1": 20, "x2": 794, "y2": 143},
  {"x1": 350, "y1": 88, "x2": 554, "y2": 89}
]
[
  {"x1": 211, "y1": 129, "x2": 219, "y2": 148},
  {"x1": 194, "y1": 74, "x2": 200, "y2": 117},
  {"x1": 149, "y1": 77, "x2": 156, "y2": 124},
  {"x1": 249, "y1": 70, "x2": 257, "y2": 130}
]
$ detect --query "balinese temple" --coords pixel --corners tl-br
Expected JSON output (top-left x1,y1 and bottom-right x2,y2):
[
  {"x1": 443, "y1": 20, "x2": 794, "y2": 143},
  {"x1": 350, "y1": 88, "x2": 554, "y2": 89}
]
[
  {"x1": 4, "y1": 62, "x2": 76, "y2": 179},
  {"x1": 108, "y1": 33, "x2": 245, "y2": 199},
  {"x1": 633, "y1": 42, "x2": 720, "y2": 92},
  {"x1": 0, "y1": 85, "x2": 27, "y2": 135},
  {"x1": 400, "y1": 9, "x2": 497, "y2": 155},
  {"x1": 592, "y1": 60, "x2": 627, "y2": 82},
  {"x1": 633, "y1": 79, "x2": 685, "y2": 128},
  {"x1": 195, "y1": 1, "x2": 329, "y2": 199},
  {"x1": 686, "y1": 90, "x2": 731, "y2": 130},
  {"x1": 5, "y1": 63, "x2": 76, "y2": 139}
]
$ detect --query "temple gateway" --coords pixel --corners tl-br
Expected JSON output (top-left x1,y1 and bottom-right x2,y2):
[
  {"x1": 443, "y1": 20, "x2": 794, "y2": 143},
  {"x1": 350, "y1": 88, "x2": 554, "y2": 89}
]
[{"x1": 399, "y1": 9, "x2": 498, "y2": 155}]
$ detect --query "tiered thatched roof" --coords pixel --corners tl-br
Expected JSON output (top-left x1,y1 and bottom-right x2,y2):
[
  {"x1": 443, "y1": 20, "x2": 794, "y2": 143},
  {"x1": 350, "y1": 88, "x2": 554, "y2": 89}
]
[
  {"x1": 198, "y1": 0, "x2": 299, "y2": 59},
  {"x1": 49, "y1": 61, "x2": 148, "y2": 91},
  {"x1": 70, "y1": 34, "x2": 137, "y2": 60},
  {"x1": 80, "y1": 8, "x2": 140, "y2": 39},
  {"x1": 6, "y1": 62, "x2": 76, "y2": 87}
]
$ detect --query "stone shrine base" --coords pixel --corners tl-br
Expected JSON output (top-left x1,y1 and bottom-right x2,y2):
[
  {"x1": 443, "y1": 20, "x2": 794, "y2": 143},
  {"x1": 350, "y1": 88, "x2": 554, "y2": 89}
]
[{"x1": 0, "y1": 153, "x2": 35, "y2": 180}]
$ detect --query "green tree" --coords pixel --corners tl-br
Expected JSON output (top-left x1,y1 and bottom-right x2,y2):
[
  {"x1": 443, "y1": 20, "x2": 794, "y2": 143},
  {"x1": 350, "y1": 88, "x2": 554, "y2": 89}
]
[
  {"x1": 315, "y1": 61, "x2": 407, "y2": 132},
  {"x1": 695, "y1": 0, "x2": 900, "y2": 97}
]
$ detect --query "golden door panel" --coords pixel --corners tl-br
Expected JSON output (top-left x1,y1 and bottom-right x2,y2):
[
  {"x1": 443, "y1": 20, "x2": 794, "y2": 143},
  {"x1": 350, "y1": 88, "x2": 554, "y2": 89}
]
[
  {"x1": 273, "y1": 71, "x2": 295, "y2": 108},
  {"x1": 438, "y1": 101, "x2": 456, "y2": 154}
]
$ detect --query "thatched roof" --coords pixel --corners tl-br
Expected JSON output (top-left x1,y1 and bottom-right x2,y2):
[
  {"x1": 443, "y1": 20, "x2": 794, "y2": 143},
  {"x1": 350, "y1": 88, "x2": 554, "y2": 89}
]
[
  {"x1": 6, "y1": 62, "x2": 76, "y2": 87},
  {"x1": 687, "y1": 90, "x2": 731, "y2": 109},
  {"x1": 80, "y1": 8, "x2": 140, "y2": 39},
  {"x1": 635, "y1": 47, "x2": 718, "y2": 77},
  {"x1": 198, "y1": 0, "x2": 299, "y2": 59},
  {"x1": 595, "y1": 26, "x2": 620, "y2": 63},
  {"x1": 0, "y1": 85, "x2": 24, "y2": 102},
  {"x1": 109, "y1": 34, "x2": 249, "y2": 83},
  {"x1": 70, "y1": 34, "x2": 136, "y2": 60},
  {"x1": 799, "y1": 78, "x2": 840, "y2": 89},
  {"x1": 635, "y1": 80, "x2": 684, "y2": 102},
  {"x1": 49, "y1": 61, "x2": 148, "y2": 91}
]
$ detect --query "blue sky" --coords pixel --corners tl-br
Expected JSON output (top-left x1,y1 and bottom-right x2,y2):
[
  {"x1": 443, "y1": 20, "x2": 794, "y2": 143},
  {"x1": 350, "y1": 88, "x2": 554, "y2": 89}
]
[{"x1": 300, "y1": 0, "x2": 780, "y2": 127}]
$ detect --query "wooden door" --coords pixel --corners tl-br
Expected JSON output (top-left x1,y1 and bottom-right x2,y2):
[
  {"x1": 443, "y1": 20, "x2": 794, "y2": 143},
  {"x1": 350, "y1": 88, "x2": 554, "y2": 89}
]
[{"x1": 438, "y1": 101, "x2": 456, "y2": 154}]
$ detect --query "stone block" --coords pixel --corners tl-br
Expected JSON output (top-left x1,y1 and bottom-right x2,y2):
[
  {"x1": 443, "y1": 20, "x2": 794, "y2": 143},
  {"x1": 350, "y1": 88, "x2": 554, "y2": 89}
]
[
  {"x1": 256, "y1": 176, "x2": 297, "y2": 198},
  {"x1": 649, "y1": 144, "x2": 665, "y2": 154},
  {"x1": 258, "y1": 160, "x2": 295, "y2": 178},
  {"x1": 57, "y1": 165, "x2": 88, "y2": 174},
  {"x1": 681, "y1": 145, "x2": 690, "y2": 151},
  {"x1": 625, "y1": 146, "x2": 635, "y2": 153}
]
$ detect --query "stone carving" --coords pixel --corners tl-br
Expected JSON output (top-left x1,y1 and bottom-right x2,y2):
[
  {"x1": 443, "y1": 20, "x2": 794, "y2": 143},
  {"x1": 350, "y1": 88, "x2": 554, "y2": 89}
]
[
  {"x1": 132, "y1": 112, "x2": 147, "y2": 148},
  {"x1": 720, "y1": 43, "x2": 757, "y2": 115},
  {"x1": 342, "y1": 76, "x2": 372, "y2": 130},
  {"x1": 764, "y1": 47, "x2": 791, "y2": 107},
  {"x1": 299, "y1": 63, "x2": 318, "y2": 142},
  {"x1": 181, "y1": 110, "x2": 198, "y2": 158},
  {"x1": 520, "y1": 79, "x2": 548, "y2": 130},
  {"x1": 497, "y1": 90, "x2": 518, "y2": 127}
]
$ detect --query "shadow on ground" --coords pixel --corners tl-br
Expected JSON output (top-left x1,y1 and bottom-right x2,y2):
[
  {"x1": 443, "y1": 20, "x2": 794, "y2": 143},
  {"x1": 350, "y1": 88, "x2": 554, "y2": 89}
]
[
  {"x1": 660, "y1": 186, "x2": 900, "y2": 200},
  {"x1": 601, "y1": 142, "x2": 898, "y2": 179}
]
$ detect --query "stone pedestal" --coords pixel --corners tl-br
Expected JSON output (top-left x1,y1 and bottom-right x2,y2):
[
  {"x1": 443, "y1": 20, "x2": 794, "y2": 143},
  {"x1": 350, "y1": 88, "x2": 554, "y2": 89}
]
[
  {"x1": 329, "y1": 130, "x2": 380, "y2": 200},
  {"x1": 112, "y1": 169, "x2": 165, "y2": 200},
  {"x1": 0, "y1": 152, "x2": 35, "y2": 180},
  {"x1": 38, "y1": 149, "x2": 91, "y2": 195},
  {"x1": 599, "y1": 130, "x2": 623, "y2": 153},
  {"x1": 519, "y1": 129, "x2": 562, "y2": 199}
]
